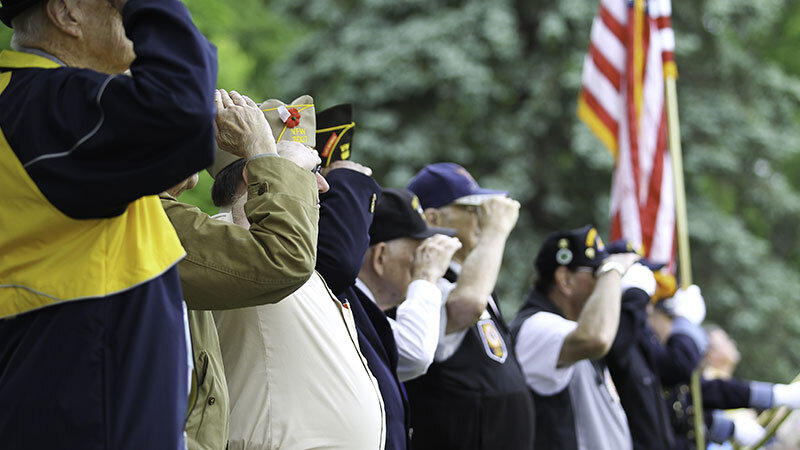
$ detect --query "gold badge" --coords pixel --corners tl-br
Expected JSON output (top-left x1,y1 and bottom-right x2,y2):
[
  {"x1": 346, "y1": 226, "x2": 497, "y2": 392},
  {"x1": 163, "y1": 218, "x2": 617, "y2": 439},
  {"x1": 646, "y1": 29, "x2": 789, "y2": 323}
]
[
  {"x1": 478, "y1": 319, "x2": 507, "y2": 363},
  {"x1": 585, "y1": 247, "x2": 596, "y2": 259}
]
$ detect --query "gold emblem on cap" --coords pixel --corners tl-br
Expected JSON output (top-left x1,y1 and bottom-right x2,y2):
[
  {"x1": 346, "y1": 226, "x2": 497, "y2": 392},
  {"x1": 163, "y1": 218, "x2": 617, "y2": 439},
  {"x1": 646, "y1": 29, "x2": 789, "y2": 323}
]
[
  {"x1": 585, "y1": 247, "x2": 596, "y2": 259},
  {"x1": 370, "y1": 193, "x2": 377, "y2": 213},
  {"x1": 411, "y1": 195, "x2": 425, "y2": 219},
  {"x1": 585, "y1": 228, "x2": 598, "y2": 248},
  {"x1": 558, "y1": 238, "x2": 569, "y2": 249}
]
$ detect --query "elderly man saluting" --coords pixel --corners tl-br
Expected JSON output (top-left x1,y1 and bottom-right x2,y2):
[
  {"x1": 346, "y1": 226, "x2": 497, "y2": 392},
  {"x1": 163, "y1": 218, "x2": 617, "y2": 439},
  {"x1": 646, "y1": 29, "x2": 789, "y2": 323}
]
[{"x1": 0, "y1": 0, "x2": 216, "y2": 449}]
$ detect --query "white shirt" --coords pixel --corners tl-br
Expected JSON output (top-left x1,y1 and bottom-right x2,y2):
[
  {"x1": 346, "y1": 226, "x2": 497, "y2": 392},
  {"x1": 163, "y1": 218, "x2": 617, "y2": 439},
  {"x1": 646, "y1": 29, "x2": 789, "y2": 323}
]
[
  {"x1": 355, "y1": 278, "x2": 443, "y2": 382},
  {"x1": 433, "y1": 262, "x2": 500, "y2": 362},
  {"x1": 514, "y1": 311, "x2": 578, "y2": 395}
]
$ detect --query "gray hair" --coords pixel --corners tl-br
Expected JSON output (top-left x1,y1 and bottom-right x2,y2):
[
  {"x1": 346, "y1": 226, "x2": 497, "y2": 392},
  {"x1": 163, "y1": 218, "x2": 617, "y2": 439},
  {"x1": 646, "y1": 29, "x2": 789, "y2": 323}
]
[{"x1": 9, "y1": 1, "x2": 49, "y2": 50}]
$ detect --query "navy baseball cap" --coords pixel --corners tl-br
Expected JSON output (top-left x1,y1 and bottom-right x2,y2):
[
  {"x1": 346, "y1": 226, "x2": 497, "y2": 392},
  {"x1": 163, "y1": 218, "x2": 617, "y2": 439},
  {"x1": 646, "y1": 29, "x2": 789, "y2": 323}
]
[
  {"x1": 406, "y1": 162, "x2": 507, "y2": 209},
  {"x1": 606, "y1": 238, "x2": 666, "y2": 271},
  {"x1": 0, "y1": 0, "x2": 42, "y2": 27},
  {"x1": 535, "y1": 225, "x2": 609, "y2": 280},
  {"x1": 369, "y1": 188, "x2": 457, "y2": 245}
]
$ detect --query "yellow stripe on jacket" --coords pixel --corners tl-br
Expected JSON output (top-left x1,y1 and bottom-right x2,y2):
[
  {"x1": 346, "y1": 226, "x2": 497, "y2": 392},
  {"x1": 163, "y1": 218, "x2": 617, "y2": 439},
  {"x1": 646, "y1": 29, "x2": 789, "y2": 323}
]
[{"x1": 0, "y1": 70, "x2": 185, "y2": 318}]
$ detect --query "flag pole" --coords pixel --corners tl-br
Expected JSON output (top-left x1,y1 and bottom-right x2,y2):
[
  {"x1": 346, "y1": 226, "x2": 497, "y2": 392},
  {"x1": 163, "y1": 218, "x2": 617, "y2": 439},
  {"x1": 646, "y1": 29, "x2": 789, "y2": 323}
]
[{"x1": 665, "y1": 75, "x2": 704, "y2": 448}]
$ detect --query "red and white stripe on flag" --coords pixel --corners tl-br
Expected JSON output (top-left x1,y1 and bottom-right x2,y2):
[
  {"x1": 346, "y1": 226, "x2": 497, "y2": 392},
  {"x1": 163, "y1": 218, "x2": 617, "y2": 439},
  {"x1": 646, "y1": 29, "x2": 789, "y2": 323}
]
[{"x1": 577, "y1": 0, "x2": 677, "y2": 268}]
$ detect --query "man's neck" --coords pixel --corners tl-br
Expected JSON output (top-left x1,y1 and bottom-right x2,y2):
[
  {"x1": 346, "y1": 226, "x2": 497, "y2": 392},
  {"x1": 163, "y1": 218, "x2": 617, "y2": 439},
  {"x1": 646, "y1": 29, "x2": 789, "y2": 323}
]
[
  {"x1": 549, "y1": 290, "x2": 580, "y2": 321},
  {"x1": 355, "y1": 275, "x2": 394, "y2": 311}
]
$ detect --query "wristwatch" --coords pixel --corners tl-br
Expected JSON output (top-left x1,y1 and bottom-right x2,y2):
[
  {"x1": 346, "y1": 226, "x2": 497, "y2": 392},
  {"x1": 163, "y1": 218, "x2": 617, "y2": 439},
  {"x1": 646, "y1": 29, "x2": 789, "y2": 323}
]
[{"x1": 596, "y1": 261, "x2": 625, "y2": 277}]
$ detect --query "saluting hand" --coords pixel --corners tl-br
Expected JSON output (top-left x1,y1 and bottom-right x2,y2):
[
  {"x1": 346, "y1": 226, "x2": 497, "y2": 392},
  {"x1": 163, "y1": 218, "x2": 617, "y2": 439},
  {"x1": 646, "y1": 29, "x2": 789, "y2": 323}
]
[
  {"x1": 411, "y1": 235, "x2": 462, "y2": 284},
  {"x1": 276, "y1": 141, "x2": 321, "y2": 172},
  {"x1": 477, "y1": 197, "x2": 520, "y2": 236},
  {"x1": 214, "y1": 89, "x2": 277, "y2": 159}
]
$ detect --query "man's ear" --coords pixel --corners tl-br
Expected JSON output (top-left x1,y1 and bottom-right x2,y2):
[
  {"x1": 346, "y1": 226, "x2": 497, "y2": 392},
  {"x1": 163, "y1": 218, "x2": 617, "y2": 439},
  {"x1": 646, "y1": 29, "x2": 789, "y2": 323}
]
[
  {"x1": 46, "y1": 0, "x2": 82, "y2": 38},
  {"x1": 554, "y1": 266, "x2": 572, "y2": 296},
  {"x1": 423, "y1": 208, "x2": 440, "y2": 226},
  {"x1": 369, "y1": 242, "x2": 388, "y2": 277}
]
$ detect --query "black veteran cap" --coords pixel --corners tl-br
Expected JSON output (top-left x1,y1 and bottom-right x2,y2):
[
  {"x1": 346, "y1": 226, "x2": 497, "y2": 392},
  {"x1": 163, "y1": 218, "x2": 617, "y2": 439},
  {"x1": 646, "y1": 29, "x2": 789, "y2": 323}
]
[
  {"x1": 535, "y1": 225, "x2": 608, "y2": 279},
  {"x1": 369, "y1": 188, "x2": 457, "y2": 245},
  {"x1": 0, "y1": 0, "x2": 41, "y2": 27},
  {"x1": 315, "y1": 104, "x2": 354, "y2": 168}
]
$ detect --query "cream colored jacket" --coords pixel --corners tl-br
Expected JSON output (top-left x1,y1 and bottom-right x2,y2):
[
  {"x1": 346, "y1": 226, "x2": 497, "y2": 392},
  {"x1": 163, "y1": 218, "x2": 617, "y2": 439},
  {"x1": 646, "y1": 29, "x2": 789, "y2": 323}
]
[{"x1": 215, "y1": 272, "x2": 386, "y2": 450}]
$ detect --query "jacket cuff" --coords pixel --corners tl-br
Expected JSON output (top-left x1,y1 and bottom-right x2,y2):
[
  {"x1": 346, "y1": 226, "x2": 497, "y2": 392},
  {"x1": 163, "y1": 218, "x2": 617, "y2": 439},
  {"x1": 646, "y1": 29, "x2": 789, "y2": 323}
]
[
  {"x1": 708, "y1": 411, "x2": 734, "y2": 443},
  {"x1": 749, "y1": 381, "x2": 775, "y2": 409},
  {"x1": 245, "y1": 156, "x2": 317, "y2": 205}
]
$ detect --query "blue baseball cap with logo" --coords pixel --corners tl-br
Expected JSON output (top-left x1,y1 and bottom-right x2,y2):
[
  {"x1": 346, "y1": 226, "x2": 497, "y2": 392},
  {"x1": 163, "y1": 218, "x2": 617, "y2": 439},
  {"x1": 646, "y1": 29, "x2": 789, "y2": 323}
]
[{"x1": 406, "y1": 162, "x2": 507, "y2": 209}]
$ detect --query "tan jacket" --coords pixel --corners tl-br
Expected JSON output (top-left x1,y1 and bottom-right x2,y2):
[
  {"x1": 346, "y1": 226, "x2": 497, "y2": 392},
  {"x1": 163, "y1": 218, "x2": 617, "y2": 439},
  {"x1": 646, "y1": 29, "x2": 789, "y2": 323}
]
[
  {"x1": 215, "y1": 272, "x2": 386, "y2": 450},
  {"x1": 161, "y1": 156, "x2": 319, "y2": 450}
]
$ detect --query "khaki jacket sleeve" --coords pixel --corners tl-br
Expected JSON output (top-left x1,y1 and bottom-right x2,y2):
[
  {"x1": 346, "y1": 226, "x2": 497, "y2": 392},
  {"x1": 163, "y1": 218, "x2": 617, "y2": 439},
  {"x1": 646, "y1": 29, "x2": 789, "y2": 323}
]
[{"x1": 161, "y1": 156, "x2": 319, "y2": 310}]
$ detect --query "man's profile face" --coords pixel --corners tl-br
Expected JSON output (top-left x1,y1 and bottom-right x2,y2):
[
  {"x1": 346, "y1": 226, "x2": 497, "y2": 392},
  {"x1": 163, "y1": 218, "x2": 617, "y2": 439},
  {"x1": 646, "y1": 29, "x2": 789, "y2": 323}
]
[
  {"x1": 378, "y1": 237, "x2": 421, "y2": 307},
  {"x1": 80, "y1": 0, "x2": 135, "y2": 74},
  {"x1": 438, "y1": 203, "x2": 479, "y2": 255},
  {"x1": 569, "y1": 267, "x2": 597, "y2": 311}
]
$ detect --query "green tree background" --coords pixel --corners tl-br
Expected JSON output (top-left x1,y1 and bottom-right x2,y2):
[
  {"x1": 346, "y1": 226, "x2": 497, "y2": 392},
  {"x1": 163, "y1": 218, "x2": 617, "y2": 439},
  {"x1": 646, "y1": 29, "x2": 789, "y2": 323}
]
[{"x1": 4, "y1": 0, "x2": 800, "y2": 383}]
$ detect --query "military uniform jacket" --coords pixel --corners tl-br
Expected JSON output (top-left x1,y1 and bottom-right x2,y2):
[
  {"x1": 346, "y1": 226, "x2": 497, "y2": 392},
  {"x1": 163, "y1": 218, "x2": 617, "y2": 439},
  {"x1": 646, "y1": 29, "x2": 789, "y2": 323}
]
[
  {"x1": 315, "y1": 169, "x2": 409, "y2": 450},
  {"x1": 605, "y1": 287, "x2": 675, "y2": 450},
  {"x1": 404, "y1": 269, "x2": 534, "y2": 450}
]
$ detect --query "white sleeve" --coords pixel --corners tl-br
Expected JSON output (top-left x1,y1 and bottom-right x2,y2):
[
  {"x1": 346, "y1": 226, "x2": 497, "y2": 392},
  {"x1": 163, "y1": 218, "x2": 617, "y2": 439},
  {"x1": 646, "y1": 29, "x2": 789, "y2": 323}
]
[
  {"x1": 514, "y1": 312, "x2": 578, "y2": 396},
  {"x1": 391, "y1": 279, "x2": 444, "y2": 381},
  {"x1": 432, "y1": 278, "x2": 469, "y2": 362}
]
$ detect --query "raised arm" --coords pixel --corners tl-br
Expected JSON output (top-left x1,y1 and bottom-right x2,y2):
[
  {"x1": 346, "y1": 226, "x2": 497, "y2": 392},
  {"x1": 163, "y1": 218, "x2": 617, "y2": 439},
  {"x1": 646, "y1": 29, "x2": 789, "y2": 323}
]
[
  {"x1": 10, "y1": 0, "x2": 218, "y2": 219},
  {"x1": 162, "y1": 91, "x2": 317, "y2": 309},
  {"x1": 557, "y1": 253, "x2": 639, "y2": 366},
  {"x1": 444, "y1": 197, "x2": 519, "y2": 333}
]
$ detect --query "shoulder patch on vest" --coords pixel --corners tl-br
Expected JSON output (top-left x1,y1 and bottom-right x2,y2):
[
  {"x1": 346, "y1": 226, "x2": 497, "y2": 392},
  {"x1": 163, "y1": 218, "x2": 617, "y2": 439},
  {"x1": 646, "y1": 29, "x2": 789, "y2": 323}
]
[{"x1": 477, "y1": 318, "x2": 507, "y2": 363}]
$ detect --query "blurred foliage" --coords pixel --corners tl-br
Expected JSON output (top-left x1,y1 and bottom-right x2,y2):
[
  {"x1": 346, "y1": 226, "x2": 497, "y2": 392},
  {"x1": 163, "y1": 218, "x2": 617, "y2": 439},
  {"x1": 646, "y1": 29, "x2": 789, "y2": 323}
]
[{"x1": 3, "y1": 0, "x2": 800, "y2": 382}]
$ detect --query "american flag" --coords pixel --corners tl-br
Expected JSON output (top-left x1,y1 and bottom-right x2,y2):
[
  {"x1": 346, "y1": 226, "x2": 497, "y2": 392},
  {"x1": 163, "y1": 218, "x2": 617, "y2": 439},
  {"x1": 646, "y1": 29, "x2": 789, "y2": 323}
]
[{"x1": 578, "y1": 0, "x2": 677, "y2": 267}]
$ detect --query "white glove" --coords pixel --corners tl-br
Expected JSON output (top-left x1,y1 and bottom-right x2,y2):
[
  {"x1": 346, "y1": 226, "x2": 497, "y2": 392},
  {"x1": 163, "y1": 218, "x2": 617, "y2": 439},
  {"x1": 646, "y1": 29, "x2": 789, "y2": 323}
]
[
  {"x1": 732, "y1": 414, "x2": 766, "y2": 446},
  {"x1": 773, "y1": 382, "x2": 800, "y2": 409},
  {"x1": 620, "y1": 263, "x2": 656, "y2": 297},
  {"x1": 671, "y1": 284, "x2": 706, "y2": 325}
]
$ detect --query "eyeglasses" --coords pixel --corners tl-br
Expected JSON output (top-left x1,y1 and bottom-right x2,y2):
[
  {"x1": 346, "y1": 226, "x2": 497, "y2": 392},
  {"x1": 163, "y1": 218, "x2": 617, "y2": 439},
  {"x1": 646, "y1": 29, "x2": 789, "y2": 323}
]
[
  {"x1": 453, "y1": 204, "x2": 479, "y2": 214},
  {"x1": 572, "y1": 266, "x2": 597, "y2": 278},
  {"x1": 312, "y1": 164, "x2": 322, "y2": 175}
]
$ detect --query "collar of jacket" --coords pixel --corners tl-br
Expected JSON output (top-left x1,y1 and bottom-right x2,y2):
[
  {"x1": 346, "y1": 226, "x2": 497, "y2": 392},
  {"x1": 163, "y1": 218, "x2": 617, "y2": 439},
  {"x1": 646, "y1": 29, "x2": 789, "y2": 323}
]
[{"x1": 0, "y1": 49, "x2": 62, "y2": 70}]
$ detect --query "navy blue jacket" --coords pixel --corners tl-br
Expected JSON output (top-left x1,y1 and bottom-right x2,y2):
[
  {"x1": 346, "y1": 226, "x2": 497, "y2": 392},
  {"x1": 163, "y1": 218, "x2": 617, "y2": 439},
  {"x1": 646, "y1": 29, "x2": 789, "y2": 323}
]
[
  {"x1": 0, "y1": 0, "x2": 217, "y2": 219},
  {"x1": 606, "y1": 287, "x2": 674, "y2": 450},
  {"x1": 315, "y1": 169, "x2": 409, "y2": 450}
]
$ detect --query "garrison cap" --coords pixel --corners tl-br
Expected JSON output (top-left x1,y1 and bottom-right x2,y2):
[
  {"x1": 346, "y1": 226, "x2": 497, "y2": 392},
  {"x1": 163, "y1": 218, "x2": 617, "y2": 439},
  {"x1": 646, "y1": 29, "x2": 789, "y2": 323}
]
[
  {"x1": 316, "y1": 104, "x2": 354, "y2": 168},
  {"x1": 535, "y1": 225, "x2": 608, "y2": 280},
  {"x1": 369, "y1": 188, "x2": 456, "y2": 245},
  {"x1": 0, "y1": 0, "x2": 42, "y2": 27},
  {"x1": 208, "y1": 94, "x2": 315, "y2": 179}
]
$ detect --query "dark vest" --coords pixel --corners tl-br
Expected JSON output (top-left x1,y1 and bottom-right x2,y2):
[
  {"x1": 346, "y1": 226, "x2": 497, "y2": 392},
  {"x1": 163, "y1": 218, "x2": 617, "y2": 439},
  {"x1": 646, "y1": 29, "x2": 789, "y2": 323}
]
[
  {"x1": 605, "y1": 288, "x2": 675, "y2": 450},
  {"x1": 341, "y1": 286, "x2": 409, "y2": 450},
  {"x1": 510, "y1": 288, "x2": 607, "y2": 450},
  {"x1": 404, "y1": 270, "x2": 534, "y2": 450}
]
